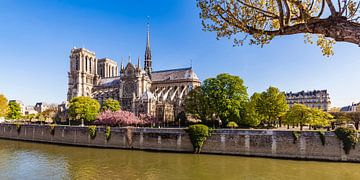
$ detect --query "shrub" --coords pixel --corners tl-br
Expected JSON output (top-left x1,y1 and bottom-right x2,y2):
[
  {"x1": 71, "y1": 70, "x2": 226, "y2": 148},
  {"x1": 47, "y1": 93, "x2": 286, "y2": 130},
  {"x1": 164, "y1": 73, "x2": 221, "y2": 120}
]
[
  {"x1": 187, "y1": 124, "x2": 210, "y2": 153},
  {"x1": 105, "y1": 126, "x2": 111, "y2": 141},
  {"x1": 318, "y1": 131, "x2": 326, "y2": 146},
  {"x1": 334, "y1": 127, "x2": 359, "y2": 154},
  {"x1": 226, "y1": 121, "x2": 239, "y2": 128},
  {"x1": 88, "y1": 125, "x2": 97, "y2": 139},
  {"x1": 49, "y1": 124, "x2": 57, "y2": 135},
  {"x1": 14, "y1": 123, "x2": 21, "y2": 133},
  {"x1": 292, "y1": 131, "x2": 301, "y2": 144}
]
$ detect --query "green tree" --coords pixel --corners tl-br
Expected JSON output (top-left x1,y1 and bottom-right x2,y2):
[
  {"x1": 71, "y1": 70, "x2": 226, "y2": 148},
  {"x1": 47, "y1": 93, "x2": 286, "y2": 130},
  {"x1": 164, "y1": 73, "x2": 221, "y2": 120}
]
[
  {"x1": 197, "y1": 0, "x2": 360, "y2": 56},
  {"x1": 68, "y1": 96, "x2": 100, "y2": 126},
  {"x1": 184, "y1": 86, "x2": 213, "y2": 121},
  {"x1": 101, "y1": 98, "x2": 121, "y2": 112},
  {"x1": 285, "y1": 104, "x2": 312, "y2": 130},
  {"x1": 202, "y1": 73, "x2": 248, "y2": 125},
  {"x1": 243, "y1": 93, "x2": 262, "y2": 127},
  {"x1": 0, "y1": 94, "x2": 8, "y2": 117},
  {"x1": 255, "y1": 86, "x2": 289, "y2": 127},
  {"x1": 308, "y1": 108, "x2": 333, "y2": 128},
  {"x1": 7, "y1": 101, "x2": 21, "y2": 120}
]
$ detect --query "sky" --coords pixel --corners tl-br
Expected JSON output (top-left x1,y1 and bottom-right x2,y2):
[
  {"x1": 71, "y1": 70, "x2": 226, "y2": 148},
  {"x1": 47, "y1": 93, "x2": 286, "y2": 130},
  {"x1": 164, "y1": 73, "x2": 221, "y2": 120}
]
[{"x1": 0, "y1": 0, "x2": 359, "y2": 107}]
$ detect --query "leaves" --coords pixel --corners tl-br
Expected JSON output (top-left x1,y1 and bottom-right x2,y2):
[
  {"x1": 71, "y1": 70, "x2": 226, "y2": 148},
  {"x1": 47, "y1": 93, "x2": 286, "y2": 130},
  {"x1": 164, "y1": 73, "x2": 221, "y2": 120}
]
[
  {"x1": 101, "y1": 99, "x2": 121, "y2": 112},
  {"x1": 197, "y1": 0, "x2": 360, "y2": 56},
  {"x1": 7, "y1": 101, "x2": 21, "y2": 120},
  {"x1": 68, "y1": 96, "x2": 100, "y2": 123},
  {"x1": 0, "y1": 94, "x2": 8, "y2": 117}
]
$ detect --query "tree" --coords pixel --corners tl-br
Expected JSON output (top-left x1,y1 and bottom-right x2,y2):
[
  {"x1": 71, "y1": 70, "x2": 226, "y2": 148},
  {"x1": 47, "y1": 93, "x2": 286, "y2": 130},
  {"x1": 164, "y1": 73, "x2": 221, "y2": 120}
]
[
  {"x1": 68, "y1": 96, "x2": 100, "y2": 126},
  {"x1": 285, "y1": 104, "x2": 312, "y2": 130},
  {"x1": 197, "y1": 0, "x2": 360, "y2": 56},
  {"x1": 202, "y1": 73, "x2": 249, "y2": 125},
  {"x1": 95, "y1": 110, "x2": 153, "y2": 126},
  {"x1": 184, "y1": 86, "x2": 213, "y2": 121},
  {"x1": 6, "y1": 101, "x2": 21, "y2": 120},
  {"x1": 41, "y1": 107, "x2": 58, "y2": 122},
  {"x1": 255, "y1": 86, "x2": 289, "y2": 127},
  {"x1": 101, "y1": 98, "x2": 121, "y2": 112},
  {"x1": 0, "y1": 94, "x2": 8, "y2": 117},
  {"x1": 243, "y1": 93, "x2": 262, "y2": 127},
  {"x1": 308, "y1": 108, "x2": 333, "y2": 128}
]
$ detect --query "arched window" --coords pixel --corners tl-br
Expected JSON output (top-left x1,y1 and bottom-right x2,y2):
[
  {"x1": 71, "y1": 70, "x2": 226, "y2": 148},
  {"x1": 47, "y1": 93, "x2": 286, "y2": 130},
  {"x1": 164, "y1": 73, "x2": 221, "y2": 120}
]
[
  {"x1": 89, "y1": 58, "x2": 92, "y2": 73},
  {"x1": 75, "y1": 57, "x2": 79, "y2": 71},
  {"x1": 85, "y1": 56, "x2": 88, "y2": 72}
]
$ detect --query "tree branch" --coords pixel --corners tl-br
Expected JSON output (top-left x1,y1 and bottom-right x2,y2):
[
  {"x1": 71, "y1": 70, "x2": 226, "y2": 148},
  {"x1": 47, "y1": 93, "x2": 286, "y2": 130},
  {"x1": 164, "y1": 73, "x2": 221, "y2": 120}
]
[{"x1": 325, "y1": 0, "x2": 338, "y2": 15}]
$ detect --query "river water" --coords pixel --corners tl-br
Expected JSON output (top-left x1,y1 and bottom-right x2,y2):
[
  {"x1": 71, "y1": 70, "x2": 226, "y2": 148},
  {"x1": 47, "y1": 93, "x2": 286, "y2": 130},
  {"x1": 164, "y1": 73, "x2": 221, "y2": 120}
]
[{"x1": 0, "y1": 139, "x2": 358, "y2": 180}]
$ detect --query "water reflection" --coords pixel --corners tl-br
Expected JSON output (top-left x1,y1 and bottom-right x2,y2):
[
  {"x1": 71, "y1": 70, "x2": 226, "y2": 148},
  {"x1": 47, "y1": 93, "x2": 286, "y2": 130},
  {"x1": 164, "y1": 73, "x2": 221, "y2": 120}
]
[{"x1": 0, "y1": 139, "x2": 358, "y2": 179}]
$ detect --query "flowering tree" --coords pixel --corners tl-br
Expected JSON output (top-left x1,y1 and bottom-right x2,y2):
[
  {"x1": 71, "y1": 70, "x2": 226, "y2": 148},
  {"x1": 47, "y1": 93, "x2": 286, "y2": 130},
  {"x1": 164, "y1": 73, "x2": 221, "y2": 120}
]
[
  {"x1": 95, "y1": 110, "x2": 158, "y2": 127},
  {"x1": 138, "y1": 113, "x2": 158, "y2": 126}
]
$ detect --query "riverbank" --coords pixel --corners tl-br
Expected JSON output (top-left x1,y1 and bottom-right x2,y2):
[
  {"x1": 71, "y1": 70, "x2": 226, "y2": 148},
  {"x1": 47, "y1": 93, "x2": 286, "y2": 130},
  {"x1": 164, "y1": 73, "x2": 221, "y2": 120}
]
[{"x1": 0, "y1": 124, "x2": 358, "y2": 162}]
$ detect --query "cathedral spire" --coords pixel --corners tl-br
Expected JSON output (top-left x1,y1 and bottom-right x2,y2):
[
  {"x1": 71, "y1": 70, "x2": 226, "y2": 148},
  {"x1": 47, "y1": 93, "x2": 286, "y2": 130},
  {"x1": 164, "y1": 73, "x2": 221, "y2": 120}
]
[{"x1": 144, "y1": 17, "x2": 152, "y2": 78}]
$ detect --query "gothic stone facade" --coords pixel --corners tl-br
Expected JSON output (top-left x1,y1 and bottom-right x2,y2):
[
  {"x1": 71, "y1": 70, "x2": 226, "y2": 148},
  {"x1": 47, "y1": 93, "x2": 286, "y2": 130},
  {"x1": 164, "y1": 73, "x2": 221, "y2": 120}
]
[{"x1": 67, "y1": 27, "x2": 201, "y2": 122}]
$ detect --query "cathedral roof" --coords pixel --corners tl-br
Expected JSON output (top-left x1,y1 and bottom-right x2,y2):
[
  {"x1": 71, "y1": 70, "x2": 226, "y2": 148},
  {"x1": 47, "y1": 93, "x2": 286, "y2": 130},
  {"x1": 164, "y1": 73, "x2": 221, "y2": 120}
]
[
  {"x1": 151, "y1": 67, "x2": 200, "y2": 82},
  {"x1": 97, "y1": 77, "x2": 121, "y2": 88}
]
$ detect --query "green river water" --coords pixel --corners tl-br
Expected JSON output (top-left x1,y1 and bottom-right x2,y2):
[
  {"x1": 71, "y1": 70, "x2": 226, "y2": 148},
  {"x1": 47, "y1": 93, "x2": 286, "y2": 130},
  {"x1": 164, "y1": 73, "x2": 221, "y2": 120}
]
[{"x1": 0, "y1": 139, "x2": 359, "y2": 180}]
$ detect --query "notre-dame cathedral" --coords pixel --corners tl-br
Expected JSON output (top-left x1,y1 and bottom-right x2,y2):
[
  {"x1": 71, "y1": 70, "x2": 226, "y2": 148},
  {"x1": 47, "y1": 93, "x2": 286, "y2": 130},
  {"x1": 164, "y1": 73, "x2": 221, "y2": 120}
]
[{"x1": 67, "y1": 24, "x2": 201, "y2": 122}]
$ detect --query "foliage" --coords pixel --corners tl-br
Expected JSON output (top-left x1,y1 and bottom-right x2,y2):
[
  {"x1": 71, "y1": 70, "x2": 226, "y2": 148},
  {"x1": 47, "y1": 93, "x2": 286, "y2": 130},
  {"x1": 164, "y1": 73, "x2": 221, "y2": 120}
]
[
  {"x1": 203, "y1": 74, "x2": 248, "y2": 125},
  {"x1": 184, "y1": 86, "x2": 213, "y2": 121},
  {"x1": 243, "y1": 93, "x2": 263, "y2": 127},
  {"x1": 292, "y1": 131, "x2": 301, "y2": 144},
  {"x1": 285, "y1": 104, "x2": 332, "y2": 130},
  {"x1": 101, "y1": 99, "x2": 121, "y2": 112},
  {"x1": 0, "y1": 94, "x2": 8, "y2": 117},
  {"x1": 318, "y1": 131, "x2": 326, "y2": 146},
  {"x1": 68, "y1": 96, "x2": 100, "y2": 125},
  {"x1": 334, "y1": 127, "x2": 359, "y2": 154},
  {"x1": 330, "y1": 112, "x2": 351, "y2": 125},
  {"x1": 197, "y1": 0, "x2": 360, "y2": 56},
  {"x1": 105, "y1": 126, "x2": 111, "y2": 141},
  {"x1": 41, "y1": 107, "x2": 58, "y2": 121},
  {"x1": 308, "y1": 108, "x2": 333, "y2": 127},
  {"x1": 185, "y1": 74, "x2": 248, "y2": 125},
  {"x1": 187, "y1": 124, "x2": 210, "y2": 153},
  {"x1": 253, "y1": 87, "x2": 288, "y2": 127},
  {"x1": 95, "y1": 110, "x2": 156, "y2": 126},
  {"x1": 49, "y1": 124, "x2": 56, "y2": 135},
  {"x1": 226, "y1": 121, "x2": 239, "y2": 128},
  {"x1": 88, "y1": 125, "x2": 97, "y2": 139},
  {"x1": 7, "y1": 101, "x2": 21, "y2": 120}
]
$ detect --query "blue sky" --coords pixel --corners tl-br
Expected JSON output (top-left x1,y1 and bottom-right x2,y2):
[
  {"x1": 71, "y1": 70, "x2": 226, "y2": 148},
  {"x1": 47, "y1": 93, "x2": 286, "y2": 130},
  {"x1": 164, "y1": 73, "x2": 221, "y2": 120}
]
[{"x1": 0, "y1": 0, "x2": 359, "y2": 107}]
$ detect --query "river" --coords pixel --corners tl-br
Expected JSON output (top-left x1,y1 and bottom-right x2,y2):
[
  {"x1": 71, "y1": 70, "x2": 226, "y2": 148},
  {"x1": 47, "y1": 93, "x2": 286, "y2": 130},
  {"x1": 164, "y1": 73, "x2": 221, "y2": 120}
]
[{"x1": 0, "y1": 139, "x2": 358, "y2": 180}]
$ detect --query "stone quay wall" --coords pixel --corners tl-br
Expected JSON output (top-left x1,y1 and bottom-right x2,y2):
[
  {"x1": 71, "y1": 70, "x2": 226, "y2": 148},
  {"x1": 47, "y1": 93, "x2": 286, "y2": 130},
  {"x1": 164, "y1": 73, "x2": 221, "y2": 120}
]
[{"x1": 0, "y1": 124, "x2": 359, "y2": 162}]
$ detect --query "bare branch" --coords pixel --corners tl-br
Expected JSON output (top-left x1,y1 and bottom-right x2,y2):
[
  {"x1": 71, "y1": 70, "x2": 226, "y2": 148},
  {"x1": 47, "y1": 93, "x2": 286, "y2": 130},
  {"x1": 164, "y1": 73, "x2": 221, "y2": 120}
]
[
  {"x1": 325, "y1": 0, "x2": 338, "y2": 15},
  {"x1": 317, "y1": 0, "x2": 326, "y2": 17},
  {"x1": 284, "y1": 0, "x2": 291, "y2": 25}
]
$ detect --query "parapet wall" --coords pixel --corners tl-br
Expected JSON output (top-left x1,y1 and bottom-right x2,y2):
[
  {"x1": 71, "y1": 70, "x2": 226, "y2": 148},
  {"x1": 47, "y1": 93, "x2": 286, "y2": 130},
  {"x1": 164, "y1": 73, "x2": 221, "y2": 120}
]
[{"x1": 0, "y1": 124, "x2": 358, "y2": 162}]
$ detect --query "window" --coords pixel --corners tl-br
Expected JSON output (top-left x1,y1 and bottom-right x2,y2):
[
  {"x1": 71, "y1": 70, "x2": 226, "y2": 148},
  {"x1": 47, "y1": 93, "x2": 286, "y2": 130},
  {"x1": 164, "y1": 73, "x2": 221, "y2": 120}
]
[
  {"x1": 89, "y1": 58, "x2": 92, "y2": 73},
  {"x1": 85, "y1": 57, "x2": 88, "y2": 72},
  {"x1": 75, "y1": 57, "x2": 79, "y2": 71}
]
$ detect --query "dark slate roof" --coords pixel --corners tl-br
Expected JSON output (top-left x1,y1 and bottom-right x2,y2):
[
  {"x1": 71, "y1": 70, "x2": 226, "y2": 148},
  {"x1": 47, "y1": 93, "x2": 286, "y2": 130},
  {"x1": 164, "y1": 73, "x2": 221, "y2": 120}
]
[
  {"x1": 152, "y1": 67, "x2": 199, "y2": 82},
  {"x1": 285, "y1": 90, "x2": 328, "y2": 97},
  {"x1": 97, "y1": 77, "x2": 121, "y2": 88}
]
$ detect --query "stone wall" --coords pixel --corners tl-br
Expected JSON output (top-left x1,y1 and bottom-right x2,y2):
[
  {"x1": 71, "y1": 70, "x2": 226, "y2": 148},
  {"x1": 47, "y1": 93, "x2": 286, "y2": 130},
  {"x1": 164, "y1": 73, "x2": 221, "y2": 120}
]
[{"x1": 0, "y1": 124, "x2": 358, "y2": 162}]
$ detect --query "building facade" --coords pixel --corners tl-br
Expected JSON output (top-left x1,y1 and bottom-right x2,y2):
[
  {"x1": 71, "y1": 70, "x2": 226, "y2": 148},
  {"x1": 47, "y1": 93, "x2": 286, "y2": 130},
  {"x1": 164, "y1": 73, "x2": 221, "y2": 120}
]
[
  {"x1": 285, "y1": 90, "x2": 331, "y2": 111},
  {"x1": 67, "y1": 24, "x2": 201, "y2": 122}
]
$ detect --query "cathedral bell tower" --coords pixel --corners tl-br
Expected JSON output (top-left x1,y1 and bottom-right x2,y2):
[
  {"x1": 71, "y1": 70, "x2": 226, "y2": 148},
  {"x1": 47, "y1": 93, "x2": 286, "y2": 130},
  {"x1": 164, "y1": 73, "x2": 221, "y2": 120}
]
[
  {"x1": 67, "y1": 48, "x2": 98, "y2": 101},
  {"x1": 144, "y1": 22, "x2": 152, "y2": 78}
]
